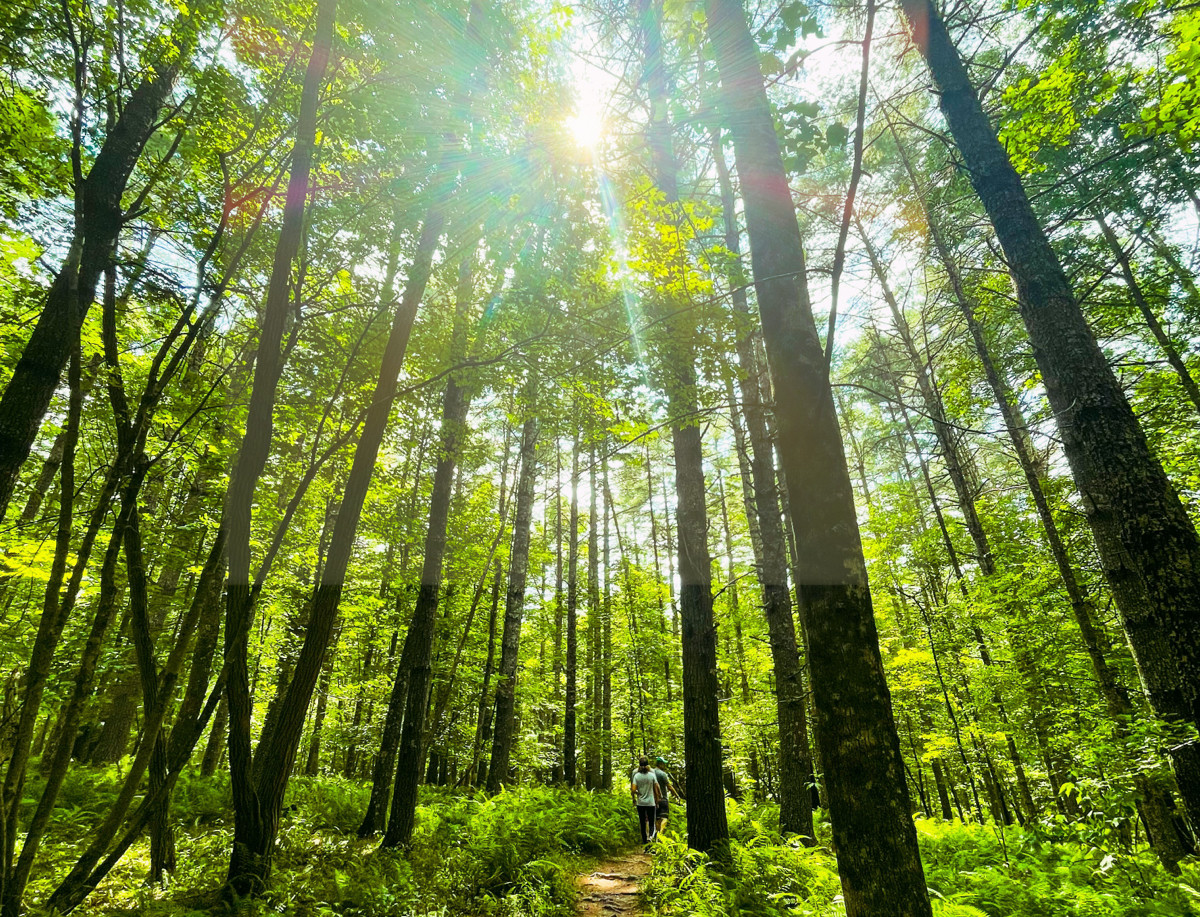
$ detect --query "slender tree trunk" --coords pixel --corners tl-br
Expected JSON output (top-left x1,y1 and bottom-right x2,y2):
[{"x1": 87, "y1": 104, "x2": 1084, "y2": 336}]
[
  {"x1": 13, "y1": 354, "x2": 101, "y2": 527},
  {"x1": 636, "y1": 0, "x2": 728, "y2": 853},
  {"x1": 222, "y1": 0, "x2": 338, "y2": 894},
  {"x1": 1092, "y1": 209, "x2": 1200, "y2": 415},
  {"x1": 6, "y1": 489, "x2": 139, "y2": 913},
  {"x1": 472, "y1": 562, "x2": 502, "y2": 787},
  {"x1": 45, "y1": 512, "x2": 226, "y2": 913},
  {"x1": 714, "y1": 136, "x2": 815, "y2": 841},
  {"x1": 380, "y1": 254, "x2": 475, "y2": 849},
  {"x1": 202, "y1": 697, "x2": 228, "y2": 777},
  {"x1": 867, "y1": 238, "x2": 1054, "y2": 820},
  {"x1": 344, "y1": 640, "x2": 375, "y2": 778},
  {"x1": 305, "y1": 648, "x2": 336, "y2": 777},
  {"x1": 910, "y1": 192, "x2": 1186, "y2": 865},
  {"x1": 486, "y1": 406, "x2": 540, "y2": 793},
  {"x1": 706, "y1": 0, "x2": 930, "y2": 910},
  {"x1": 564, "y1": 434, "x2": 581, "y2": 786},
  {"x1": 0, "y1": 29, "x2": 195, "y2": 518},
  {"x1": 359, "y1": 621, "x2": 416, "y2": 835},
  {"x1": 899, "y1": 0, "x2": 1200, "y2": 829},
  {"x1": 601, "y1": 447, "x2": 613, "y2": 790}
]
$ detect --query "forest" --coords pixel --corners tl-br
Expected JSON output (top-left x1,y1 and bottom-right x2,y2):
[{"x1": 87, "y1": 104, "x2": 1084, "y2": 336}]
[{"x1": 0, "y1": 0, "x2": 1199, "y2": 913}]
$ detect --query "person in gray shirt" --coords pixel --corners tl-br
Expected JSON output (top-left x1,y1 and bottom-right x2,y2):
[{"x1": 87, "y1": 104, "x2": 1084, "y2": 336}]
[
  {"x1": 630, "y1": 756, "x2": 661, "y2": 844},
  {"x1": 652, "y1": 757, "x2": 680, "y2": 837}
]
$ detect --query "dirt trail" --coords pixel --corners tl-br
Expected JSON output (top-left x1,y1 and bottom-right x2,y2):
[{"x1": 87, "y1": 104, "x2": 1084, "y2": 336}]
[{"x1": 575, "y1": 850, "x2": 651, "y2": 917}]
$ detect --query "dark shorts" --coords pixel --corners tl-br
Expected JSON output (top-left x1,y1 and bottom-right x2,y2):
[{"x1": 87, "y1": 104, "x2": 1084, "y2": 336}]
[{"x1": 656, "y1": 799, "x2": 669, "y2": 817}]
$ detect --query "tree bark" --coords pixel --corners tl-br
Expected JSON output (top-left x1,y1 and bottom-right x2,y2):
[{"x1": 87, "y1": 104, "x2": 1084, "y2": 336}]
[
  {"x1": 635, "y1": 0, "x2": 729, "y2": 853},
  {"x1": 706, "y1": 0, "x2": 930, "y2": 910},
  {"x1": 713, "y1": 133, "x2": 815, "y2": 842},
  {"x1": 0, "y1": 29, "x2": 195, "y2": 519},
  {"x1": 899, "y1": 0, "x2": 1200, "y2": 831},
  {"x1": 1091, "y1": 209, "x2": 1200, "y2": 416},
  {"x1": 359, "y1": 620, "x2": 417, "y2": 835},
  {"x1": 222, "y1": 0, "x2": 338, "y2": 895},
  {"x1": 585, "y1": 446, "x2": 601, "y2": 790},
  {"x1": 381, "y1": 255, "x2": 477, "y2": 847},
  {"x1": 486, "y1": 406, "x2": 540, "y2": 794},
  {"x1": 564, "y1": 434, "x2": 581, "y2": 785},
  {"x1": 904, "y1": 164, "x2": 1186, "y2": 866}
]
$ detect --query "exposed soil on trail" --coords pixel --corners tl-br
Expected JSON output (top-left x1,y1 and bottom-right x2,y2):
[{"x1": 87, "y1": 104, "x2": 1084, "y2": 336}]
[{"x1": 575, "y1": 850, "x2": 651, "y2": 917}]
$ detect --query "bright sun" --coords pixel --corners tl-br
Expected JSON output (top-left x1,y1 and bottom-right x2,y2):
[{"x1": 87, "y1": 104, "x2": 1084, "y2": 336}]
[{"x1": 566, "y1": 108, "x2": 604, "y2": 149}]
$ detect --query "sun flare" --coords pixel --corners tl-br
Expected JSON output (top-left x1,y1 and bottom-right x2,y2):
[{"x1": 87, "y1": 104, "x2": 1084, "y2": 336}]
[{"x1": 566, "y1": 108, "x2": 604, "y2": 149}]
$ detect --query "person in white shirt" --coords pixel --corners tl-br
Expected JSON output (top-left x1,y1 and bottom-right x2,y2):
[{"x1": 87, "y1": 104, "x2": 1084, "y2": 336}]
[{"x1": 630, "y1": 755, "x2": 661, "y2": 845}]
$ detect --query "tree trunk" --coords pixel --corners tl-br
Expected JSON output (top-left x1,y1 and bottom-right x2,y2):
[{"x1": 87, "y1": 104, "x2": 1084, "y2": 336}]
[
  {"x1": 585, "y1": 446, "x2": 601, "y2": 790},
  {"x1": 202, "y1": 697, "x2": 228, "y2": 777},
  {"x1": 305, "y1": 647, "x2": 336, "y2": 777},
  {"x1": 0, "y1": 32, "x2": 194, "y2": 519},
  {"x1": 380, "y1": 257, "x2": 477, "y2": 847},
  {"x1": 564, "y1": 434, "x2": 581, "y2": 786},
  {"x1": 1092, "y1": 209, "x2": 1200, "y2": 416},
  {"x1": 43, "y1": 507, "x2": 225, "y2": 914},
  {"x1": 705, "y1": 0, "x2": 930, "y2": 911},
  {"x1": 899, "y1": 0, "x2": 1200, "y2": 831},
  {"x1": 486, "y1": 407, "x2": 540, "y2": 794},
  {"x1": 87, "y1": 669, "x2": 139, "y2": 766},
  {"x1": 601, "y1": 448, "x2": 613, "y2": 790},
  {"x1": 636, "y1": 0, "x2": 729, "y2": 854},
  {"x1": 222, "y1": 0, "x2": 338, "y2": 895},
  {"x1": 714, "y1": 134, "x2": 815, "y2": 842},
  {"x1": 359, "y1": 620, "x2": 416, "y2": 835},
  {"x1": 866, "y1": 235, "x2": 1058, "y2": 821},
  {"x1": 472, "y1": 563, "x2": 502, "y2": 788},
  {"x1": 6, "y1": 487, "x2": 140, "y2": 914}
]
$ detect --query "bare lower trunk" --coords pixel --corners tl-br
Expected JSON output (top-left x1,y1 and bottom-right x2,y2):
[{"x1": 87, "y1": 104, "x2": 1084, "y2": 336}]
[
  {"x1": 713, "y1": 135, "x2": 814, "y2": 842},
  {"x1": 706, "y1": 1, "x2": 930, "y2": 911},
  {"x1": 564, "y1": 436, "x2": 581, "y2": 786},
  {"x1": 222, "y1": 0, "x2": 338, "y2": 895},
  {"x1": 486, "y1": 409, "x2": 539, "y2": 793},
  {"x1": 359, "y1": 621, "x2": 415, "y2": 835},
  {"x1": 201, "y1": 697, "x2": 228, "y2": 777}
]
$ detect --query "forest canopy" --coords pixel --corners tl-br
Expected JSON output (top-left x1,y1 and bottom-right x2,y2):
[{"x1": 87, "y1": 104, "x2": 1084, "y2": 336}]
[{"x1": 0, "y1": 0, "x2": 1199, "y2": 914}]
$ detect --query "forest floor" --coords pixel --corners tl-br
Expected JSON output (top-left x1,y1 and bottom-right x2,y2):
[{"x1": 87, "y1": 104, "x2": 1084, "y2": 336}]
[{"x1": 575, "y1": 849, "x2": 651, "y2": 917}]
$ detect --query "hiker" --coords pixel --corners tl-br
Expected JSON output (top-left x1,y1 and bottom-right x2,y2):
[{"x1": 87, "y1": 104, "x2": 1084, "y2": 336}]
[
  {"x1": 630, "y1": 755, "x2": 661, "y2": 845},
  {"x1": 652, "y1": 756, "x2": 680, "y2": 836}
]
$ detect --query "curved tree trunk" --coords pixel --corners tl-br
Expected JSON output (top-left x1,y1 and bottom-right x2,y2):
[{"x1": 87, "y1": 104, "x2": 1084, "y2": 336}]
[
  {"x1": 222, "y1": 0, "x2": 338, "y2": 895},
  {"x1": 0, "y1": 23, "x2": 196, "y2": 519}
]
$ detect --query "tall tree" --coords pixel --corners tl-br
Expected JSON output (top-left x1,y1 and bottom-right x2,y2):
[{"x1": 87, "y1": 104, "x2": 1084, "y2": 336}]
[
  {"x1": 564, "y1": 432, "x2": 581, "y2": 785},
  {"x1": 705, "y1": 0, "x2": 932, "y2": 912},
  {"x1": 222, "y1": 0, "x2": 338, "y2": 893},
  {"x1": 486, "y1": 396, "x2": 540, "y2": 793},
  {"x1": 898, "y1": 0, "x2": 1200, "y2": 826},
  {"x1": 634, "y1": 0, "x2": 729, "y2": 853},
  {"x1": 0, "y1": 8, "x2": 208, "y2": 518}
]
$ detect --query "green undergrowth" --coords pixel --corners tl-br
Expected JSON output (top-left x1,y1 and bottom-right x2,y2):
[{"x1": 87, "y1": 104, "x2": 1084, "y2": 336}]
[
  {"x1": 24, "y1": 768, "x2": 639, "y2": 916},
  {"x1": 645, "y1": 801, "x2": 1200, "y2": 916}
]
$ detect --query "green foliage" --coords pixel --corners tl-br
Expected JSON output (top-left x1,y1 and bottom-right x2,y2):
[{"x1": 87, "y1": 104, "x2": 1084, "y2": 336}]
[
  {"x1": 1131, "y1": 11, "x2": 1200, "y2": 142},
  {"x1": 27, "y1": 775, "x2": 637, "y2": 916},
  {"x1": 647, "y1": 806, "x2": 1200, "y2": 917}
]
